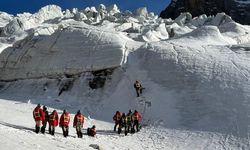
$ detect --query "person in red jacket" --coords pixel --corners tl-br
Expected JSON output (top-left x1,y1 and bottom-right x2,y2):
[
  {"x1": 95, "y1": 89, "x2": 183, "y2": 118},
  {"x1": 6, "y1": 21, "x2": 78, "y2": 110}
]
[
  {"x1": 73, "y1": 110, "x2": 84, "y2": 138},
  {"x1": 87, "y1": 125, "x2": 96, "y2": 137},
  {"x1": 33, "y1": 104, "x2": 45, "y2": 133},
  {"x1": 113, "y1": 111, "x2": 122, "y2": 131},
  {"x1": 132, "y1": 110, "x2": 141, "y2": 133},
  {"x1": 48, "y1": 110, "x2": 59, "y2": 136},
  {"x1": 59, "y1": 109, "x2": 70, "y2": 137}
]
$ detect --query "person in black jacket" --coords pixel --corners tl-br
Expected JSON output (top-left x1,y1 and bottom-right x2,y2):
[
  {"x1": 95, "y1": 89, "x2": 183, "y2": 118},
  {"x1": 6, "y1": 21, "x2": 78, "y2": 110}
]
[
  {"x1": 41, "y1": 106, "x2": 49, "y2": 134},
  {"x1": 134, "y1": 80, "x2": 143, "y2": 97}
]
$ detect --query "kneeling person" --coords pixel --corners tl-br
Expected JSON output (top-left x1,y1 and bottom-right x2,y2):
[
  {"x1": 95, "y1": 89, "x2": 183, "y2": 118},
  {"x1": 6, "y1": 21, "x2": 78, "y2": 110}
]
[{"x1": 87, "y1": 125, "x2": 96, "y2": 137}]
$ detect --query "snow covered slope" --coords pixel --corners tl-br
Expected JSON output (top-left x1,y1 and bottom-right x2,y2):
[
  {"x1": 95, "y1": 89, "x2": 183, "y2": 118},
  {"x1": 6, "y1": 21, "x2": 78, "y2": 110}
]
[{"x1": 0, "y1": 4, "x2": 250, "y2": 150}]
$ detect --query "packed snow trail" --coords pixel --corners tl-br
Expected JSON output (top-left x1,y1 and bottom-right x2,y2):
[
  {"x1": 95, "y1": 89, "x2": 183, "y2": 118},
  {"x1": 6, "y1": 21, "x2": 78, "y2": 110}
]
[{"x1": 0, "y1": 99, "x2": 249, "y2": 150}]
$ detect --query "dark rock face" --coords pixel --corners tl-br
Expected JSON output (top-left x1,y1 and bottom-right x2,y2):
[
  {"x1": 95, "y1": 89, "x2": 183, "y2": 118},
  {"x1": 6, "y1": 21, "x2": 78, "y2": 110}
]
[{"x1": 160, "y1": 0, "x2": 250, "y2": 25}]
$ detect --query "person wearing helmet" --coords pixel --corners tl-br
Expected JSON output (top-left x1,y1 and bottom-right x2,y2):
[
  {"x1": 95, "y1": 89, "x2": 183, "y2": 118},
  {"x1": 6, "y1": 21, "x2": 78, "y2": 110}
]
[
  {"x1": 33, "y1": 104, "x2": 45, "y2": 133},
  {"x1": 87, "y1": 125, "x2": 96, "y2": 137},
  {"x1": 133, "y1": 80, "x2": 143, "y2": 97},
  {"x1": 112, "y1": 111, "x2": 122, "y2": 131},
  {"x1": 73, "y1": 110, "x2": 84, "y2": 138},
  {"x1": 59, "y1": 109, "x2": 70, "y2": 137},
  {"x1": 41, "y1": 106, "x2": 49, "y2": 134},
  {"x1": 48, "y1": 110, "x2": 59, "y2": 135},
  {"x1": 132, "y1": 110, "x2": 142, "y2": 133},
  {"x1": 126, "y1": 109, "x2": 133, "y2": 133},
  {"x1": 118, "y1": 113, "x2": 128, "y2": 136}
]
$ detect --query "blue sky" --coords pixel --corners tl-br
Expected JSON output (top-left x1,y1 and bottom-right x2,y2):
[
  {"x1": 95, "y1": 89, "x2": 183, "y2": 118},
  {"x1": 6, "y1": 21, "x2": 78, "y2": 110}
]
[{"x1": 0, "y1": 0, "x2": 171, "y2": 15}]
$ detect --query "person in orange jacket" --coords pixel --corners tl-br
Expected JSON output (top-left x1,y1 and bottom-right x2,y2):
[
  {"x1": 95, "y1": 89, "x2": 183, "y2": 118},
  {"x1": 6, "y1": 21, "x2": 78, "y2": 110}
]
[
  {"x1": 48, "y1": 110, "x2": 59, "y2": 135},
  {"x1": 33, "y1": 104, "x2": 45, "y2": 133},
  {"x1": 132, "y1": 110, "x2": 141, "y2": 133},
  {"x1": 87, "y1": 125, "x2": 96, "y2": 137},
  {"x1": 73, "y1": 110, "x2": 84, "y2": 138},
  {"x1": 59, "y1": 109, "x2": 70, "y2": 137},
  {"x1": 113, "y1": 111, "x2": 122, "y2": 131}
]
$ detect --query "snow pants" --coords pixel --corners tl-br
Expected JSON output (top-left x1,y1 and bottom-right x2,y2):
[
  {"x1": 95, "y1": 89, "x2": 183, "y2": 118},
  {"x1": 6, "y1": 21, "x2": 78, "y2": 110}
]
[
  {"x1": 76, "y1": 125, "x2": 83, "y2": 138},
  {"x1": 41, "y1": 120, "x2": 48, "y2": 134},
  {"x1": 35, "y1": 121, "x2": 42, "y2": 133},
  {"x1": 49, "y1": 125, "x2": 55, "y2": 135},
  {"x1": 132, "y1": 120, "x2": 140, "y2": 132},
  {"x1": 135, "y1": 88, "x2": 142, "y2": 97},
  {"x1": 61, "y1": 126, "x2": 69, "y2": 137}
]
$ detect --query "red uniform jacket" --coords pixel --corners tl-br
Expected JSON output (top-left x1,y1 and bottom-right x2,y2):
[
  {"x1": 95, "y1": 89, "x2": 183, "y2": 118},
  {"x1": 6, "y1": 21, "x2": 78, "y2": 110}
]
[
  {"x1": 89, "y1": 128, "x2": 96, "y2": 136},
  {"x1": 73, "y1": 113, "x2": 84, "y2": 127},
  {"x1": 132, "y1": 112, "x2": 141, "y2": 122},
  {"x1": 59, "y1": 112, "x2": 70, "y2": 126},
  {"x1": 33, "y1": 106, "x2": 45, "y2": 121},
  {"x1": 113, "y1": 112, "x2": 122, "y2": 124},
  {"x1": 49, "y1": 111, "x2": 59, "y2": 126}
]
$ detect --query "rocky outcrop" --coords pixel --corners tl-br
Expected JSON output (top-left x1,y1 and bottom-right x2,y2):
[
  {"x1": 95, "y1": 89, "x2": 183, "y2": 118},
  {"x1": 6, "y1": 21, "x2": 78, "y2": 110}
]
[{"x1": 160, "y1": 0, "x2": 250, "y2": 25}]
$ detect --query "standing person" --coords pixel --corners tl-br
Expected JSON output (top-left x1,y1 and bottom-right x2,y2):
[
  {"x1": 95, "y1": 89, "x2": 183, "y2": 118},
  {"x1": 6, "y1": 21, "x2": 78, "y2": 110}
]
[
  {"x1": 41, "y1": 106, "x2": 49, "y2": 134},
  {"x1": 59, "y1": 110, "x2": 70, "y2": 137},
  {"x1": 73, "y1": 110, "x2": 84, "y2": 138},
  {"x1": 33, "y1": 104, "x2": 45, "y2": 133},
  {"x1": 132, "y1": 110, "x2": 141, "y2": 133},
  {"x1": 113, "y1": 111, "x2": 122, "y2": 131},
  {"x1": 118, "y1": 113, "x2": 128, "y2": 136},
  {"x1": 134, "y1": 80, "x2": 143, "y2": 97},
  {"x1": 87, "y1": 125, "x2": 96, "y2": 137},
  {"x1": 126, "y1": 110, "x2": 133, "y2": 133},
  {"x1": 48, "y1": 110, "x2": 59, "y2": 135}
]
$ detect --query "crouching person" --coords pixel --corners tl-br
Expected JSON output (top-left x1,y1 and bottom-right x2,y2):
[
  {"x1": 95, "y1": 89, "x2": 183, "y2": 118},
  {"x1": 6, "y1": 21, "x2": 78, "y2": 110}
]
[
  {"x1": 59, "y1": 110, "x2": 70, "y2": 137},
  {"x1": 48, "y1": 110, "x2": 58, "y2": 135},
  {"x1": 73, "y1": 110, "x2": 84, "y2": 138},
  {"x1": 87, "y1": 125, "x2": 96, "y2": 137}
]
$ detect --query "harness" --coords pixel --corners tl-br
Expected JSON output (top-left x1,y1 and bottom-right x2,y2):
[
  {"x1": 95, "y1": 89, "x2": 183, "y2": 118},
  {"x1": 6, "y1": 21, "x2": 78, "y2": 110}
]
[
  {"x1": 133, "y1": 114, "x2": 139, "y2": 121},
  {"x1": 116, "y1": 114, "x2": 121, "y2": 120},
  {"x1": 63, "y1": 114, "x2": 69, "y2": 123},
  {"x1": 135, "y1": 83, "x2": 140, "y2": 88},
  {"x1": 34, "y1": 110, "x2": 40, "y2": 118},
  {"x1": 127, "y1": 114, "x2": 132, "y2": 122},
  {"x1": 49, "y1": 114, "x2": 56, "y2": 121},
  {"x1": 76, "y1": 115, "x2": 83, "y2": 125}
]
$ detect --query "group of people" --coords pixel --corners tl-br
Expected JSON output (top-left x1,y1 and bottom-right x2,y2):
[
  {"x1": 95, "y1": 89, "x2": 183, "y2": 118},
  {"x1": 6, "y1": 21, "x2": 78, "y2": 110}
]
[
  {"x1": 32, "y1": 104, "x2": 96, "y2": 138},
  {"x1": 113, "y1": 109, "x2": 142, "y2": 136},
  {"x1": 32, "y1": 80, "x2": 144, "y2": 137}
]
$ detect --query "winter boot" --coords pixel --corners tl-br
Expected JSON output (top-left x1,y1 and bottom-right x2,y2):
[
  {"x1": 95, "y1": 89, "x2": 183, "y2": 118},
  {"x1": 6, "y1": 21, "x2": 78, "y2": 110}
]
[
  {"x1": 66, "y1": 130, "x2": 69, "y2": 137},
  {"x1": 131, "y1": 128, "x2": 135, "y2": 134},
  {"x1": 125, "y1": 130, "x2": 128, "y2": 136},
  {"x1": 49, "y1": 126, "x2": 52, "y2": 134},
  {"x1": 41, "y1": 126, "x2": 45, "y2": 134},
  {"x1": 118, "y1": 127, "x2": 121, "y2": 134},
  {"x1": 79, "y1": 131, "x2": 83, "y2": 138},
  {"x1": 35, "y1": 125, "x2": 40, "y2": 134}
]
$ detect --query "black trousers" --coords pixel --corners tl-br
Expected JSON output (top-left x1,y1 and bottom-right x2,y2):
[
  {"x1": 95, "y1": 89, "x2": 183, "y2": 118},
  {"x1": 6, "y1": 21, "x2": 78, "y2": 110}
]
[
  {"x1": 118, "y1": 123, "x2": 128, "y2": 136},
  {"x1": 61, "y1": 126, "x2": 69, "y2": 137},
  {"x1": 49, "y1": 125, "x2": 55, "y2": 135},
  {"x1": 135, "y1": 88, "x2": 142, "y2": 97},
  {"x1": 41, "y1": 121, "x2": 48, "y2": 134},
  {"x1": 133, "y1": 120, "x2": 140, "y2": 132}
]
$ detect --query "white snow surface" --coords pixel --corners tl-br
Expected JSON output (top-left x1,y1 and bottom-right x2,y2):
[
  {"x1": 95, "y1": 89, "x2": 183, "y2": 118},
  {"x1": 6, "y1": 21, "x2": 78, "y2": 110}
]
[{"x1": 0, "y1": 4, "x2": 250, "y2": 150}]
